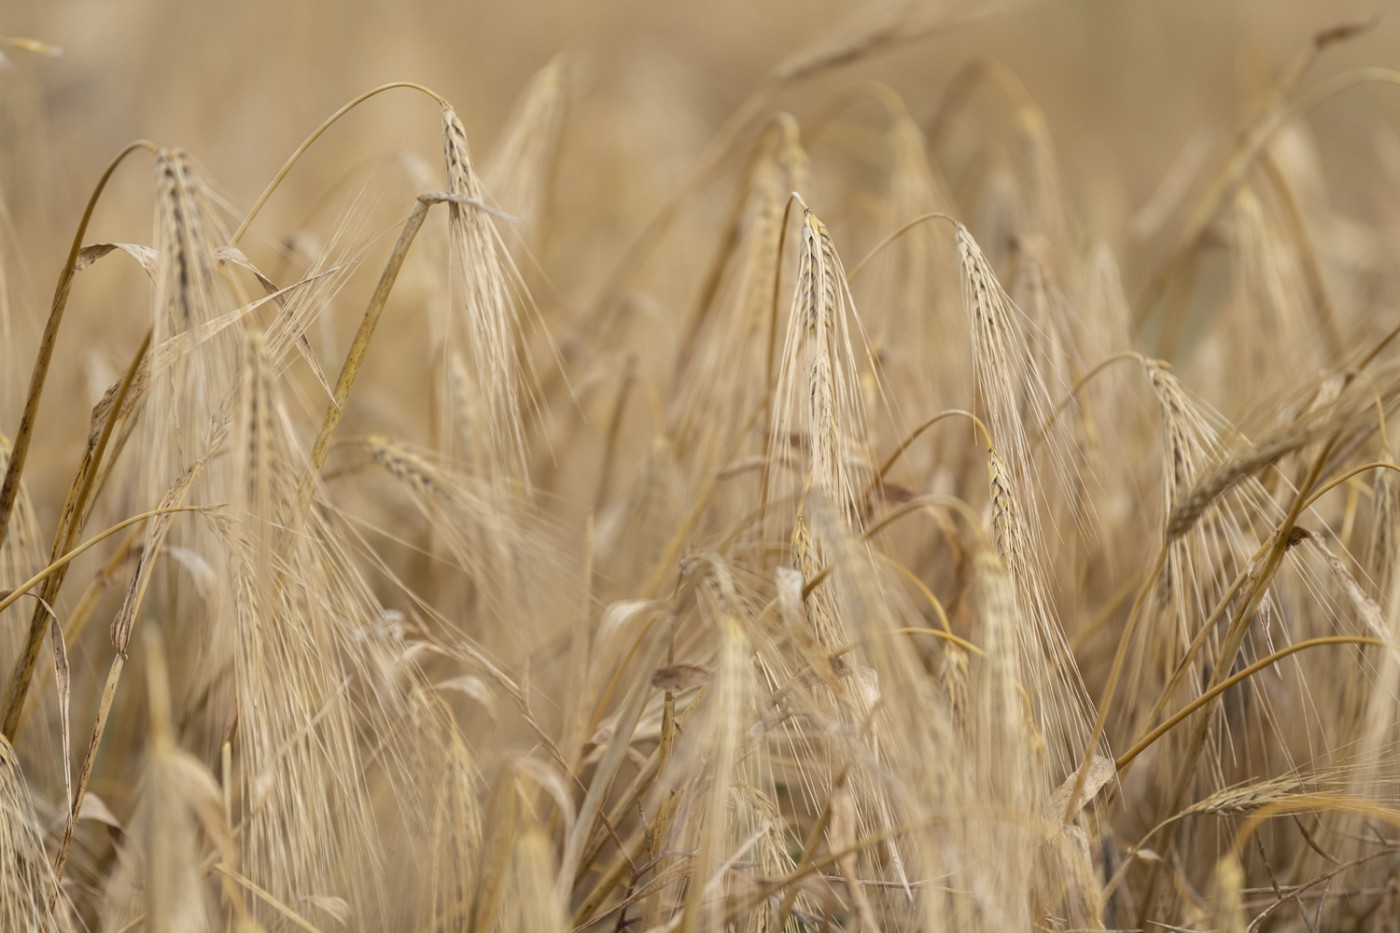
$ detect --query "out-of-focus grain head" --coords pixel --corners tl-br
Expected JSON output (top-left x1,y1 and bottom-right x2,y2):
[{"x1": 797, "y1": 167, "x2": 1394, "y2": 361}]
[{"x1": 0, "y1": 733, "x2": 72, "y2": 931}]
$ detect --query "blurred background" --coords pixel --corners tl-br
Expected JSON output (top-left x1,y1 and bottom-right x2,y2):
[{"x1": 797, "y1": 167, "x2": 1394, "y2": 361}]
[
  {"x1": 5, "y1": 0, "x2": 1399, "y2": 261},
  {"x1": 4, "y1": 0, "x2": 1400, "y2": 488}
]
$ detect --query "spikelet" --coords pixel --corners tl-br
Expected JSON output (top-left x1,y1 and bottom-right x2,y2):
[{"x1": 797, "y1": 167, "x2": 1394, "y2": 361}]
[
  {"x1": 0, "y1": 437, "x2": 40, "y2": 589},
  {"x1": 775, "y1": 112, "x2": 809, "y2": 198},
  {"x1": 972, "y1": 548, "x2": 1032, "y2": 805},
  {"x1": 1183, "y1": 774, "x2": 1305, "y2": 816},
  {"x1": 736, "y1": 784, "x2": 803, "y2": 933},
  {"x1": 958, "y1": 223, "x2": 1093, "y2": 618},
  {"x1": 1307, "y1": 534, "x2": 1389, "y2": 648},
  {"x1": 1227, "y1": 186, "x2": 1317, "y2": 378},
  {"x1": 1323, "y1": 455, "x2": 1400, "y2": 912},
  {"x1": 860, "y1": 102, "x2": 962, "y2": 423},
  {"x1": 234, "y1": 331, "x2": 277, "y2": 585},
  {"x1": 805, "y1": 494, "x2": 969, "y2": 912},
  {"x1": 765, "y1": 216, "x2": 890, "y2": 862},
  {"x1": 647, "y1": 560, "x2": 811, "y2": 930},
  {"x1": 942, "y1": 644, "x2": 970, "y2": 739},
  {"x1": 761, "y1": 558, "x2": 842, "y2": 819},
  {"x1": 1080, "y1": 243, "x2": 1134, "y2": 364},
  {"x1": 153, "y1": 150, "x2": 218, "y2": 336},
  {"x1": 431, "y1": 717, "x2": 483, "y2": 929},
  {"x1": 131, "y1": 151, "x2": 244, "y2": 754}
]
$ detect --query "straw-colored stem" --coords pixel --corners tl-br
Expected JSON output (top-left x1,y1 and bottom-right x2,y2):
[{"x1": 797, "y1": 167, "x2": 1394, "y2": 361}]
[
  {"x1": 0, "y1": 140, "x2": 156, "y2": 552},
  {"x1": 1, "y1": 504, "x2": 206, "y2": 738},
  {"x1": 1115, "y1": 635, "x2": 1386, "y2": 773},
  {"x1": 294, "y1": 195, "x2": 434, "y2": 521},
  {"x1": 2, "y1": 330, "x2": 151, "y2": 739},
  {"x1": 846, "y1": 210, "x2": 959, "y2": 282},
  {"x1": 861, "y1": 409, "x2": 992, "y2": 504},
  {"x1": 231, "y1": 82, "x2": 447, "y2": 245}
]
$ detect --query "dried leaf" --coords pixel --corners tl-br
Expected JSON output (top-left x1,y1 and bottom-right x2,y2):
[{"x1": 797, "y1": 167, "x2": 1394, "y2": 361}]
[{"x1": 651, "y1": 664, "x2": 710, "y2": 692}]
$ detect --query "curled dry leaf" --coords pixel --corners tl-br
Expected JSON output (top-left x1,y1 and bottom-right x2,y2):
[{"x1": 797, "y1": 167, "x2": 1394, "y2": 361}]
[{"x1": 651, "y1": 663, "x2": 711, "y2": 692}]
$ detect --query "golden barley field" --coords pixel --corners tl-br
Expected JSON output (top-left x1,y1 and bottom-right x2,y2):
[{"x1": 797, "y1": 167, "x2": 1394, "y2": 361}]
[{"x1": 5, "y1": 0, "x2": 1400, "y2": 929}]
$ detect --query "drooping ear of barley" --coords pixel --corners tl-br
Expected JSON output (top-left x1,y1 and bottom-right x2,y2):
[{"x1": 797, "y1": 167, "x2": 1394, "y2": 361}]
[
  {"x1": 125, "y1": 150, "x2": 246, "y2": 755},
  {"x1": 956, "y1": 223, "x2": 1067, "y2": 508},
  {"x1": 364, "y1": 434, "x2": 562, "y2": 647},
  {"x1": 1227, "y1": 186, "x2": 1318, "y2": 378},
  {"x1": 969, "y1": 351, "x2": 1094, "y2": 780},
  {"x1": 438, "y1": 105, "x2": 542, "y2": 496},
  {"x1": 1183, "y1": 773, "x2": 1311, "y2": 817},
  {"x1": 146, "y1": 150, "x2": 237, "y2": 484},
  {"x1": 1131, "y1": 360, "x2": 1302, "y2": 828},
  {"x1": 1298, "y1": 453, "x2": 1400, "y2": 924},
  {"x1": 670, "y1": 116, "x2": 798, "y2": 487},
  {"x1": 1168, "y1": 363, "x2": 1400, "y2": 542},
  {"x1": 767, "y1": 0, "x2": 1044, "y2": 86},
  {"x1": 422, "y1": 106, "x2": 563, "y2": 662},
  {"x1": 0, "y1": 441, "x2": 40, "y2": 587},
  {"x1": 802, "y1": 494, "x2": 967, "y2": 926},
  {"x1": 1139, "y1": 359, "x2": 1286, "y2": 701},
  {"x1": 484, "y1": 55, "x2": 569, "y2": 240},
  {"x1": 768, "y1": 209, "x2": 874, "y2": 530},
  {"x1": 762, "y1": 214, "x2": 887, "y2": 855},
  {"x1": 196, "y1": 328, "x2": 465, "y2": 926}
]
